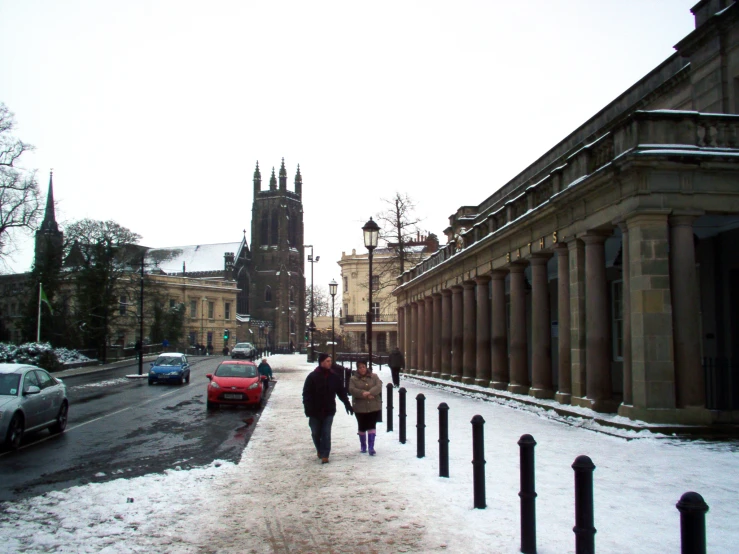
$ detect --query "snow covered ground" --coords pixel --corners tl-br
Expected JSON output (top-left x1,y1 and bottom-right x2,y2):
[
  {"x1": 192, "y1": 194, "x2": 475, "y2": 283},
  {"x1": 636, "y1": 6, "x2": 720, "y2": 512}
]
[{"x1": 1, "y1": 354, "x2": 737, "y2": 553}]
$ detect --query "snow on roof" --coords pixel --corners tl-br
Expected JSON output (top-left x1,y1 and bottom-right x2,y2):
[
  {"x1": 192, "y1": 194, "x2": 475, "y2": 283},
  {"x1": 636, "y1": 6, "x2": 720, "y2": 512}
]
[{"x1": 148, "y1": 242, "x2": 241, "y2": 273}]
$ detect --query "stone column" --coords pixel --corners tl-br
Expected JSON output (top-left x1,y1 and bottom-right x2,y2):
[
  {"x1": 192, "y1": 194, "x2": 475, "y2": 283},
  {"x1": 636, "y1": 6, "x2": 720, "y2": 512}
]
[
  {"x1": 530, "y1": 255, "x2": 554, "y2": 399},
  {"x1": 670, "y1": 215, "x2": 704, "y2": 408},
  {"x1": 568, "y1": 238, "x2": 587, "y2": 400},
  {"x1": 432, "y1": 292, "x2": 442, "y2": 378},
  {"x1": 490, "y1": 270, "x2": 509, "y2": 390},
  {"x1": 583, "y1": 232, "x2": 613, "y2": 412},
  {"x1": 475, "y1": 275, "x2": 492, "y2": 387},
  {"x1": 409, "y1": 301, "x2": 418, "y2": 373},
  {"x1": 618, "y1": 222, "x2": 632, "y2": 406},
  {"x1": 508, "y1": 264, "x2": 529, "y2": 394},
  {"x1": 417, "y1": 298, "x2": 426, "y2": 375},
  {"x1": 398, "y1": 305, "x2": 405, "y2": 362},
  {"x1": 451, "y1": 285, "x2": 464, "y2": 381},
  {"x1": 405, "y1": 304, "x2": 413, "y2": 370},
  {"x1": 462, "y1": 280, "x2": 477, "y2": 384},
  {"x1": 441, "y1": 289, "x2": 452, "y2": 379},
  {"x1": 554, "y1": 244, "x2": 571, "y2": 404},
  {"x1": 424, "y1": 296, "x2": 434, "y2": 376}
]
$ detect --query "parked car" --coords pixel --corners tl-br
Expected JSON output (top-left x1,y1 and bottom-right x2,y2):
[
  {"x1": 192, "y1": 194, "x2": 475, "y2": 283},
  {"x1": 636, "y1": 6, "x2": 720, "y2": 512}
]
[
  {"x1": 0, "y1": 364, "x2": 69, "y2": 450},
  {"x1": 205, "y1": 360, "x2": 263, "y2": 410},
  {"x1": 231, "y1": 342, "x2": 256, "y2": 359},
  {"x1": 148, "y1": 353, "x2": 191, "y2": 385}
]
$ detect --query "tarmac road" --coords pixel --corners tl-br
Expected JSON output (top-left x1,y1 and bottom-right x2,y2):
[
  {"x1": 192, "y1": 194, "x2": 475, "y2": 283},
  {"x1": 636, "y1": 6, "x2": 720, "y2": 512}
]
[{"x1": 0, "y1": 356, "x2": 271, "y2": 502}]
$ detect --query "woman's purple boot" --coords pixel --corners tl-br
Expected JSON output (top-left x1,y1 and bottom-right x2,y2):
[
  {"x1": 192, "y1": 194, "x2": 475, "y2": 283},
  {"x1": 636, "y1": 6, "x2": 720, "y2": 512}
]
[
  {"x1": 368, "y1": 430, "x2": 376, "y2": 456},
  {"x1": 359, "y1": 432, "x2": 367, "y2": 453}
]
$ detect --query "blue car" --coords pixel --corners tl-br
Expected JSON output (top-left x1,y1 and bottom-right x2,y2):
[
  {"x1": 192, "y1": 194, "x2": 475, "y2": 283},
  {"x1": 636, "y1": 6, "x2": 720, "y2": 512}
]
[{"x1": 148, "y1": 353, "x2": 191, "y2": 385}]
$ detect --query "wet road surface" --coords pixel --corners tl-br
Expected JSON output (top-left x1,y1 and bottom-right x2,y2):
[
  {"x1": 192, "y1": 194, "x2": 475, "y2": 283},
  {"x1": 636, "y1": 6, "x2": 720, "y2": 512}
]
[{"x1": 0, "y1": 356, "x2": 271, "y2": 502}]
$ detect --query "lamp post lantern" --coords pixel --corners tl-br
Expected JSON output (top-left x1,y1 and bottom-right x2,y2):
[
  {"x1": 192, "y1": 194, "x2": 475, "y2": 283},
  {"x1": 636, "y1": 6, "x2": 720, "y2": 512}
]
[
  {"x1": 329, "y1": 278, "x2": 338, "y2": 361},
  {"x1": 304, "y1": 245, "x2": 319, "y2": 362},
  {"x1": 362, "y1": 217, "x2": 380, "y2": 371}
]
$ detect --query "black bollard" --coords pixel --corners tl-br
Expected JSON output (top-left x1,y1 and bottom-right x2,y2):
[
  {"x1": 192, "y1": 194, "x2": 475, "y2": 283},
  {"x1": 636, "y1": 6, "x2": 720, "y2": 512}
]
[
  {"x1": 386, "y1": 383, "x2": 394, "y2": 432},
  {"x1": 676, "y1": 492, "x2": 709, "y2": 554},
  {"x1": 471, "y1": 414, "x2": 486, "y2": 509},
  {"x1": 399, "y1": 387, "x2": 407, "y2": 444},
  {"x1": 438, "y1": 403, "x2": 449, "y2": 478},
  {"x1": 416, "y1": 393, "x2": 426, "y2": 458},
  {"x1": 518, "y1": 434, "x2": 537, "y2": 554},
  {"x1": 572, "y1": 455, "x2": 596, "y2": 554}
]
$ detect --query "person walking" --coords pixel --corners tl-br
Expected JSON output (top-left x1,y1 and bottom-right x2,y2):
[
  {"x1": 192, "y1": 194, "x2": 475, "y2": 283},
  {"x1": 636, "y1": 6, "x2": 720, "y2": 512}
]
[
  {"x1": 303, "y1": 353, "x2": 353, "y2": 464},
  {"x1": 348, "y1": 360, "x2": 382, "y2": 456},
  {"x1": 388, "y1": 347, "x2": 405, "y2": 388},
  {"x1": 258, "y1": 358, "x2": 273, "y2": 391}
]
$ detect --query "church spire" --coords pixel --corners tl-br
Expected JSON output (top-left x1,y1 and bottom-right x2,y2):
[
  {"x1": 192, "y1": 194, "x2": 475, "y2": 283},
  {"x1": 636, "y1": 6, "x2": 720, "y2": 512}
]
[
  {"x1": 253, "y1": 161, "x2": 262, "y2": 196},
  {"x1": 294, "y1": 164, "x2": 302, "y2": 198},
  {"x1": 269, "y1": 167, "x2": 277, "y2": 190},
  {"x1": 279, "y1": 157, "x2": 287, "y2": 190},
  {"x1": 39, "y1": 170, "x2": 59, "y2": 234}
]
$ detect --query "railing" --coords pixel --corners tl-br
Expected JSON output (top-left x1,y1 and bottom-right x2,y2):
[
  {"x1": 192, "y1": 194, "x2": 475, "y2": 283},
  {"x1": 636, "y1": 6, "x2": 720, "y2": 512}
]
[
  {"x1": 341, "y1": 313, "x2": 396, "y2": 324},
  {"x1": 704, "y1": 357, "x2": 739, "y2": 410}
]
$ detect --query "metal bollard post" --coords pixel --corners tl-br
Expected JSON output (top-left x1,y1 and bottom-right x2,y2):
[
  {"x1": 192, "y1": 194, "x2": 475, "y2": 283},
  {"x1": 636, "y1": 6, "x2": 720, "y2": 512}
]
[
  {"x1": 386, "y1": 383, "x2": 394, "y2": 432},
  {"x1": 518, "y1": 434, "x2": 537, "y2": 554},
  {"x1": 438, "y1": 403, "x2": 449, "y2": 478},
  {"x1": 471, "y1": 414, "x2": 486, "y2": 509},
  {"x1": 572, "y1": 455, "x2": 596, "y2": 554},
  {"x1": 416, "y1": 393, "x2": 426, "y2": 458},
  {"x1": 676, "y1": 492, "x2": 709, "y2": 554},
  {"x1": 399, "y1": 387, "x2": 407, "y2": 444}
]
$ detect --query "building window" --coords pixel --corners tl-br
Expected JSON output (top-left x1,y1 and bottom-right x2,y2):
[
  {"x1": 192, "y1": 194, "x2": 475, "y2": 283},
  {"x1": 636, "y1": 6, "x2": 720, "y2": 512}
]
[
  {"x1": 224, "y1": 302, "x2": 231, "y2": 320},
  {"x1": 208, "y1": 301, "x2": 214, "y2": 319},
  {"x1": 190, "y1": 300, "x2": 197, "y2": 318},
  {"x1": 290, "y1": 287, "x2": 295, "y2": 305},
  {"x1": 612, "y1": 280, "x2": 624, "y2": 361},
  {"x1": 265, "y1": 286, "x2": 272, "y2": 302},
  {"x1": 371, "y1": 302, "x2": 380, "y2": 321},
  {"x1": 371, "y1": 275, "x2": 379, "y2": 291},
  {"x1": 119, "y1": 295, "x2": 127, "y2": 316},
  {"x1": 189, "y1": 331, "x2": 197, "y2": 345},
  {"x1": 343, "y1": 276, "x2": 348, "y2": 292},
  {"x1": 169, "y1": 299, "x2": 176, "y2": 309},
  {"x1": 377, "y1": 332, "x2": 387, "y2": 353},
  {"x1": 270, "y1": 209, "x2": 279, "y2": 245},
  {"x1": 207, "y1": 331, "x2": 213, "y2": 346},
  {"x1": 343, "y1": 304, "x2": 348, "y2": 318}
]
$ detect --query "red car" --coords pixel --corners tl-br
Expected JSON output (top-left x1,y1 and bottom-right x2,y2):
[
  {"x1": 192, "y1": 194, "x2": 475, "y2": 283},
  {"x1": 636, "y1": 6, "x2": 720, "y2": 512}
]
[{"x1": 206, "y1": 360, "x2": 264, "y2": 410}]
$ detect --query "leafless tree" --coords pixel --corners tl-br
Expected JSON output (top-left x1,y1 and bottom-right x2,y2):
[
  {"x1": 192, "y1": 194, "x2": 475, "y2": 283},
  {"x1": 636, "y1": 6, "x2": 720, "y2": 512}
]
[
  {"x1": 305, "y1": 284, "x2": 331, "y2": 319},
  {"x1": 0, "y1": 104, "x2": 42, "y2": 261}
]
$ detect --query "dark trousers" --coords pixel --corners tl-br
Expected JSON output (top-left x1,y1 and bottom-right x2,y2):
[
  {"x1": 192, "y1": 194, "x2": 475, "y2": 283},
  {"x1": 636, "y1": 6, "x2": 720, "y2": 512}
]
[
  {"x1": 355, "y1": 411, "x2": 379, "y2": 432},
  {"x1": 308, "y1": 415, "x2": 334, "y2": 458},
  {"x1": 390, "y1": 367, "x2": 401, "y2": 387}
]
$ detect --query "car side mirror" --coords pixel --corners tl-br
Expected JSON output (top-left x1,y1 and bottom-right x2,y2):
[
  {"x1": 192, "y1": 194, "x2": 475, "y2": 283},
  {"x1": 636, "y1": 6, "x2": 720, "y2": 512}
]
[
  {"x1": 206, "y1": 374, "x2": 213, "y2": 380},
  {"x1": 150, "y1": 362, "x2": 154, "y2": 367},
  {"x1": 24, "y1": 385, "x2": 41, "y2": 395}
]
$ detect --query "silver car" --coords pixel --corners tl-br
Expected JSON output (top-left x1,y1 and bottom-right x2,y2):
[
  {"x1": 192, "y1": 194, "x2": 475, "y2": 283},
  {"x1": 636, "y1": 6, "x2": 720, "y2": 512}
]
[
  {"x1": 0, "y1": 364, "x2": 69, "y2": 450},
  {"x1": 231, "y1": 342, "x2": 256, "y2": 359}
]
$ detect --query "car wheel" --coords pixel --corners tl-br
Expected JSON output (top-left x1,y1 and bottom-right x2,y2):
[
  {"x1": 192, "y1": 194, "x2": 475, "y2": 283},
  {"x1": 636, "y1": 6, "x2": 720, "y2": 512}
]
[
  {"x1": 50, "y1": 401, "x2": 68, "y2": 434},
  {"x1": 185, "y1": 373, "x2": 190, "y2": 384},
  {"x1": 148, "y1": 380, "x2": 154, "y2": 385},
  {"x1": 5, "y1": 413, "x2": 24, "y2": 450},
  {"x1": 178, "y1": 376, "x2": 184, "y2": 385},
  {"x1": 206, "y1": 400, "x2": 218, "y2": 410}
]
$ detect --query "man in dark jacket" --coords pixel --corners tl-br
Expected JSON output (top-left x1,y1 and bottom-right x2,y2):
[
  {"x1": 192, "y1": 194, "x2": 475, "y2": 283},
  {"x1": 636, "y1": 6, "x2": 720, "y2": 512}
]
[
  {"x1": 303, "y1": 352, "x2": 353, "y2": 464},
  {"x1": 388, "y1": 347, "x2": 405, "y2": 388}
]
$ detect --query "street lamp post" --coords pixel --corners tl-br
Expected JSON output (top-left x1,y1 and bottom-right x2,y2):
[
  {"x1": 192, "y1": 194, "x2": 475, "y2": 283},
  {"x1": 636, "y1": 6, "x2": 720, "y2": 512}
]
[
  {"x1": 362, "y1": 217, "x2": 380, "y2": 371},
  {"x1": 304, "y1": 245, "x2": 319, "y2": 362},
  {"x1": 329, "y1": 279, "x2": 338, "y2": 361}
]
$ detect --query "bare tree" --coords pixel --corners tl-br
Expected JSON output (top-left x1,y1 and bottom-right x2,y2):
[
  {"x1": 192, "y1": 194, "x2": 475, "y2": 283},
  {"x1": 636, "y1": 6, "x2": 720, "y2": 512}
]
[
  {"x1": 305, "y1": 284, "x2": 331, "y2": 319},
  {"x1": 0, "y1": 104, "x2": 42, "y2": 261}
]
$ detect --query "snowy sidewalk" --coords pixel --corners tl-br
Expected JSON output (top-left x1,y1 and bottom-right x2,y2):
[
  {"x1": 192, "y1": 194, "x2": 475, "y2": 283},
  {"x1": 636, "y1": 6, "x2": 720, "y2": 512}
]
[{"x1": 1, "y1": 354, "x2": 738, "y2": 553}]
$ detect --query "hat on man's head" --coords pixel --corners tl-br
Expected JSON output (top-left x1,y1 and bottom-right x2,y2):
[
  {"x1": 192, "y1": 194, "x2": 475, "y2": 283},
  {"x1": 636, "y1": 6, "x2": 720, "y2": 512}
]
[{"x1": 318, "y1": 352, "x2": 331, "y2": 364}]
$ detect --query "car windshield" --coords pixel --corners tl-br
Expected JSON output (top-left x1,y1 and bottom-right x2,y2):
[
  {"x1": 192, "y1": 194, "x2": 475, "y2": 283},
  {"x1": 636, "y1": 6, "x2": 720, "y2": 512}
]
[
  {"x1": 235, "y1": 344, "x2": 251, "y2": 349},
  {"x1": 0, "y1": 374, "x2": 21, "y2": 396},
  {"x1": 215, "y1": 364, "x2": 257, "y2": 378},
  {"x1": 154, "y1": 357, "x2": 183, "y2": 366}
]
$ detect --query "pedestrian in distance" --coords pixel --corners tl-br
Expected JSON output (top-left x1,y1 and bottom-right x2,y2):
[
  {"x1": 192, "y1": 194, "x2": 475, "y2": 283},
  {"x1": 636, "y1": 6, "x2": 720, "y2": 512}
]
[
  {"x1": 348, "y1": 360, "x2": 382, "y2": 455},
  {"x1": 302, "y1": 353, "x2": 353, "y2": 464},
  {"x1": 388, "y1": 347, "x2": 405, "y2": 388},
  {"x1": 258, "y1": 358, "x2": 273, "y2": 391}
]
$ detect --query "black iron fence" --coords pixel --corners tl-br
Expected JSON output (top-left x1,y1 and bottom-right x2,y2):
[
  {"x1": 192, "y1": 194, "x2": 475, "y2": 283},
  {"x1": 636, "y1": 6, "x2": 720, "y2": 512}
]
[
  {"x1": 341, "y1": 313, "x2": 396, "y2": 324},
  {"x1": 703, "y1": 357, "x2": 739, "y2": 410}
]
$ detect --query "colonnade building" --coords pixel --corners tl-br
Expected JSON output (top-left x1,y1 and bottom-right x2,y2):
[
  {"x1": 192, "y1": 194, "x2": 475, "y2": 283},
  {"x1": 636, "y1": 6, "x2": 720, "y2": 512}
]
[{"x1": 394, "y1": 0, "x2": 739, "y2": 425}]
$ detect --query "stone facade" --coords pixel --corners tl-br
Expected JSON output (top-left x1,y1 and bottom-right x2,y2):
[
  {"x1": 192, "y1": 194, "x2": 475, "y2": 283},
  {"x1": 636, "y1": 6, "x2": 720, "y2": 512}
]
[{"x1": 394, "y1": 1, "x2": 739, "y2": 425}]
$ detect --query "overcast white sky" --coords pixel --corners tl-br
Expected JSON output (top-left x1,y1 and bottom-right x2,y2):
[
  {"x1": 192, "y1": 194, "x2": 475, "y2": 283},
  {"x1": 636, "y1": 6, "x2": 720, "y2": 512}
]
[{"x1": 1, "y1": 0, "x2": 697, "y2": 292}]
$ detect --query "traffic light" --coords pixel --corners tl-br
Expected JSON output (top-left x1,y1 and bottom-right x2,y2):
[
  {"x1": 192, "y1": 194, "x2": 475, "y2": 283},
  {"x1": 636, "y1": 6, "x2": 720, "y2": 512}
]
[{"x1": 223, "y1": 329, "x2": 229, "y2": 341}]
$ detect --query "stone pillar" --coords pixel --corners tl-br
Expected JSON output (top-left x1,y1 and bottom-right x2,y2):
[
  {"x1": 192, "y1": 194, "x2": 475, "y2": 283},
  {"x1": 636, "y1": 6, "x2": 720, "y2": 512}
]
[
  {"x1": 490, "y1": 270, "x2": 509, "y2": 390},
  {"x1": 583, "y1": 232, "x2": 613, "y2": 412},
  {"x1": 424, "y1": 296, "x2": 434, "y2": 376},
  {"x1": 398, "y1": 305, "x2": 405, "y2": 363},
  {"x1": 451, "y1": 285, "x2": 464, "y2": 381},
  {"x1": 462, "y1": 280, "x2": 477, "y2": 384},
  {"x1": 554, "y1": 245, "x2": 571, "y2": 404},
  {"x1": 618, "y1": 222, "x2": 632, "y2": 406},
  {"x1": 409, "y1": 302, "x2": 418, "y2": 373},
  {"x1": 670, "y1": 215, "x2": 704, "y2": 408},
  {"x1": 441, "y1": 289, "x2": 452, "y2": 379},
  {"x1": 475, "y1": 275, "x2": 492, "y2": 387},
  {"x1": 508, "y1": 264, "x2": 529, "y2": 394},
  {"x1": 530, "y1": 255, "x2": 554, "y2": 399},
  {"x1": 432, "y1": 292, "x2": 442, "y2": 378},
  {"x1": 568, "y1": 238, "x2": 587, "y2": 400},
  {"x1": 417, "y1": 298, "x2": 426, "y2": 375}
]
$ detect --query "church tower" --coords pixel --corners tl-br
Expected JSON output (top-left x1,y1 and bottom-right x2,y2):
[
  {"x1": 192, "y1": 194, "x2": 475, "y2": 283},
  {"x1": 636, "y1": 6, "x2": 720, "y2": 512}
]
[
  {"x1": 250, "y1": 159, "x2": 305, "y2": 349},
  {"x1": 34, "y1": 171, "x2": 64, "y2": 271}
]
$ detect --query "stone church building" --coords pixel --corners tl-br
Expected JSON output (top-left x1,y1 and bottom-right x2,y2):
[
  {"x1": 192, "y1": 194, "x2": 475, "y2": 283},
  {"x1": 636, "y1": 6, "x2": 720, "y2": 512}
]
[{"x1": 395, "y1": 0, "x2": 739, "y2": 425}]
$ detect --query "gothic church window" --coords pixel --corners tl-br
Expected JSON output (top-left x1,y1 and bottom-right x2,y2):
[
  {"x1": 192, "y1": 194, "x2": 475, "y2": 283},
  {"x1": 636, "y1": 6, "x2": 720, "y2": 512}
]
[
  {"x1": 290, "y1": 287, "x2": 295, "y2": 304},
  {"x1": 270, "y1": 209, "x2": 279, "y2": 245},
  {"x1": 261, "y1": 214, "x2": 269, "y2": 246},
  {"x1": 265, "y1": 286, "x2": 272, "y2": 302}
]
